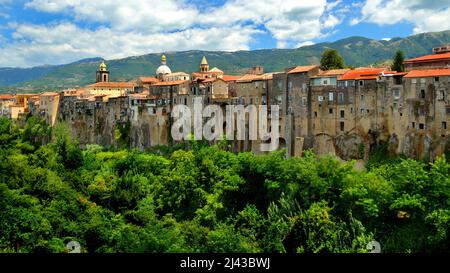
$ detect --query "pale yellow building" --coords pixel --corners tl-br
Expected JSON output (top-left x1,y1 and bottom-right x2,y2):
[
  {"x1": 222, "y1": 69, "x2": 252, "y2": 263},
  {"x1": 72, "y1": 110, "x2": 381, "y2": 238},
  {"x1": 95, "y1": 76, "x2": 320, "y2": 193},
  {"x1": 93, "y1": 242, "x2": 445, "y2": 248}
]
[{"x1": 39, "y1": 92, "x2": 61, "y2": 126}]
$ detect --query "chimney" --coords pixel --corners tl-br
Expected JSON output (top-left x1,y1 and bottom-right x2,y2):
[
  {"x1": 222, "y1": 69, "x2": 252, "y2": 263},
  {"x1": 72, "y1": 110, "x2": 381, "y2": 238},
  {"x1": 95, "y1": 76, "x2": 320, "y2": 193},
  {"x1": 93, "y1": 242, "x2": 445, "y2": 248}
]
[{"x1": 247, "y1": 66, "x2": 264, "y2": 75}]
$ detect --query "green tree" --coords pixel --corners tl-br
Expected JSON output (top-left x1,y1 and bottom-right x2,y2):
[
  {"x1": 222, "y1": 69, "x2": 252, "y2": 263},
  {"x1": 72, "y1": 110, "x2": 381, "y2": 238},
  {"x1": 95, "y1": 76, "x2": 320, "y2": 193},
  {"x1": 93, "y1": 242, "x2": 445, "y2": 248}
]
[
  {"x1": 391, "y1": 50, "x2": 405, "y2": 72},
  {"x1": 320, "y1": 49, "x2": 345, "y2": 70}
]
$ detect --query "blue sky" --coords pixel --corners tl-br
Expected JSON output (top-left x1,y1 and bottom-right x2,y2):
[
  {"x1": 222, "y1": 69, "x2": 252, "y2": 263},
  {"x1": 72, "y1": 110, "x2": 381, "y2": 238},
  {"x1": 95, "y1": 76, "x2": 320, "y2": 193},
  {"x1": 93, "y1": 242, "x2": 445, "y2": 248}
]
[{"x1": 0, "y1": 0, "x2": 449, "y2": 67}]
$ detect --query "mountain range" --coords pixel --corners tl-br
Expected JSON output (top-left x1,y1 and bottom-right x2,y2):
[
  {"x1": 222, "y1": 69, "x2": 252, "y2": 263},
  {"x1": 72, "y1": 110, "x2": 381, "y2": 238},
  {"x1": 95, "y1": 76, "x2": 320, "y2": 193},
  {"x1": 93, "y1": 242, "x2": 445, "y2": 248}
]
[{"x1": 1, "y1": 30, "x2": 450, "y2": 93}]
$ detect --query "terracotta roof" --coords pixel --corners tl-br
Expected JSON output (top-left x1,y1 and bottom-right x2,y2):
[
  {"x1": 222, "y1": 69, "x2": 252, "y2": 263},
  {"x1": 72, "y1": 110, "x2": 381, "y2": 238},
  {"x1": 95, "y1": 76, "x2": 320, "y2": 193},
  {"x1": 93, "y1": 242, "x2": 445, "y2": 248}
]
[
  {"x1": 312, "y1": 69, "x2": 350, "y2": 78},
  {"x1": 138, "y1": 77, "x2": 159, "y2": 84},
  {"x1": 338, "y1": 68, "x2": 387, "y2": 81},
  {"x1": 209, "y1": 67, "x2": 224, "y2": 73},
  {"x1": 152, "y1": 80, "x2": 189, "y2": 86},
  {"x1": 404, "y1": 69, "x2": 450, "y2": 78},
  {"x1": 287, "y1": 65, "x2": 318, "y2": 74},
  {"x1": 202, "y1": 78, "x2": 222, "y2": 83},
  {"x1": 191, "y1": 72, "x2": 205, "y2": 77},
  {"x1": 89, "y1": 82, "x2": 135, "y2": 88},
  {"x1": 222, "y1": 75, "x2": 241, "y2": 82},
  {"x1": 0, "y1": 94, "x2": 15, "y2": 100},
  {"x1": 40, "y1": 92, "x2": 60, "y2": 97},
  {"x1": 236, "y1": 73, "x2": 273, "y2": 82},
  {"x1": 404, "y1": 52, "x2": 450, "y2": 63}
]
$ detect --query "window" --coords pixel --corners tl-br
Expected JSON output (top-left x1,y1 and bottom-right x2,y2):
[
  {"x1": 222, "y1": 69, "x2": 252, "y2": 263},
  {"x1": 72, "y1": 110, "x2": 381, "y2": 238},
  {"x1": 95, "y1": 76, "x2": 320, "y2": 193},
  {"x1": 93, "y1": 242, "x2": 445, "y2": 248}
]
[
  {"x1": 340, "y1": 121, "x2": 345, "y2": 132},
  {"x1": 288, "y1": 82, "x2": 292, "y2": 92},
  {"x1": 359, "y1": 80, "x2": 364, "y2": 86},
  {"x1": 419, "y1": 123, "x2": 425, "y2": 130},
  {"x1": 412, "y1": 122, "x2": 415, "y2": 128},
  {"x1": 328, "y1": 92, "x2": 334, "y2": 101},
  {"x1": 438, "y1": 90, "x2": 445, "y2": 101},
  {"x1": 314, "y1": 111, "x2": 318, "y2": 118},
  {"x1": 435, "y1": 77, "x2": 440, "y2": 82},
  {"x1": 420, "y1": 78, "x2": 426, "y2": 84},
  {"x1": 255, "y1": 97, "x2": 259, "y2": 104},
  {"x1": 323, "y1": 80, "x2": 328, "y2": 85},
  {"x1": 301, "y1": 97, "x2": 307, "y2": 107},
  {"x1": 329, "y1": 108, "x2": 333, "y2": 114},
  {"x1": 318, "y1": 96, "x2": 324, "y2": 102},
  {"x1": 411, "y1": 79, "x2": 417, "y2": 84},
  {"x1": 393, "y1": 89, "x2": 400, "y2": 99},
  {"x1": 340, "y1": 110, "x2": 345, "y2": 118},
  {"x1": 361, "y1": 95, "x2": 364, "y2": 101},
  {"x1": 442, "y1": 122, "x2": 447, "y2": 130},
  {"x1": 277, "y1": 95, "x2": 283, "y2": 104},
  {"x1": 420, "y1": 89, "x2": 426, "y2": 99},
  {"x1": 338, "y1": 93, "x2": 345, "y2": 103},
  {"x1": 302, "y1": 83, "x2": 307, "y2": 92}
]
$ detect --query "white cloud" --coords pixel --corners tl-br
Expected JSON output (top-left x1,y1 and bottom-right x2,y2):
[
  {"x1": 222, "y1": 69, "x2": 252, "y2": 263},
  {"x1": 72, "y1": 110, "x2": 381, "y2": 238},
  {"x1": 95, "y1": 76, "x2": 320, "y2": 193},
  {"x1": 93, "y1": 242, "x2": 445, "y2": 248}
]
[
  {"x1": 354, "y1": 0, "x2": 450, "y2": 33},
  {"x1": 25, "y1": 0, "x2": 199, "y2": 32},
  {"x1": 297, "y1": 41, "x2": 315, "y2": 47},
  {"x1": 199, "y1": 0, "x2": 336, "y2": 47},
  {"x1": 0, "y1": 22, "x2": 260, "y2": 67},
  {"x1": 0, "y1": 0, "x2": 348, "y2": 67},
  {"x1": 323, "y1": 14, "x2": 341, "y2": 28}
]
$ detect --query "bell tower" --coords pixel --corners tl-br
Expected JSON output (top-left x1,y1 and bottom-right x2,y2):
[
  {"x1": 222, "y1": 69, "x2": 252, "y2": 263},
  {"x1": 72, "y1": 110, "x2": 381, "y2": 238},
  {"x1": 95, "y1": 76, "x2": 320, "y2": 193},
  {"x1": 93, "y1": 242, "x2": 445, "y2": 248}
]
[
  {"x1": 200, "y1": 56, "x2": 209, "y2": 72},
  {"x1": 96, "y1": 61, "x2": 110, "y2": 83}
]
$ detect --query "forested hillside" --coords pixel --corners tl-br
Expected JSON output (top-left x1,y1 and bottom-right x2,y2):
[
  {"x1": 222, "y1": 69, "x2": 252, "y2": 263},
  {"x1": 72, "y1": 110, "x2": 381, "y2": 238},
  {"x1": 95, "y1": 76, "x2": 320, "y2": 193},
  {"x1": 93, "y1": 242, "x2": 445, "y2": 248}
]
[
  {"x1": 0, "y1": 116, "x2": 449, "y2": 253},
  {"x1": 1, "y1": 30, "x2": 450, "y2": 92}
]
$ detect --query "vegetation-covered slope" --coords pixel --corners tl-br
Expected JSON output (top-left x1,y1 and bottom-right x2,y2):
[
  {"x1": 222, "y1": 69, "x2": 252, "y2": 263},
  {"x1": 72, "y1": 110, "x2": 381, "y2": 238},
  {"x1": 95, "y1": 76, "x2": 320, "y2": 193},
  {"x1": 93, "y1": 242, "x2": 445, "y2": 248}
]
[{"x1": 0, "y1": 116, "x2": 449, "y2": 253}]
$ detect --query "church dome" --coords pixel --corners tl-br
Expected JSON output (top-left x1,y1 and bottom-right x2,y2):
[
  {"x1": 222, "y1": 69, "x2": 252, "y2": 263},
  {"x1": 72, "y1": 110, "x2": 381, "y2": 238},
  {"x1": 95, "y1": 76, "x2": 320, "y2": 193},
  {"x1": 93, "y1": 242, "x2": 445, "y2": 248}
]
[
  {"x1": 156, "y1": 65, "x2": 172, "y2": 75},
  {"x1": 156, "y1": 54, "x2": 172, "y2": 75},
  {"x1": 99, "y1": 61, "x2": 107, "y2": 71}
]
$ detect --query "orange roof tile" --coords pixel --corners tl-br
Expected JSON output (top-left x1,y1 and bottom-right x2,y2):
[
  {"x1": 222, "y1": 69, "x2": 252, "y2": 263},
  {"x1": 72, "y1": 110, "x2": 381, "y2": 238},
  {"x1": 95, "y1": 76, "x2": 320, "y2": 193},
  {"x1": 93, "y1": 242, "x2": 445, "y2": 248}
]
[
  {"x1": 138, "y1": 77, "x2": 159, "y2": 84},
  {"x1": 89, "y1": 82, "x2": 135, "y2": 88},
  {"x1": 236, "y1": 73, "x2": 273, "y2": 82},
  {"x1": 404, "y1": 69, "x2": 450, "y2": 78},
  {"x1": 222, "y1": 75, "x2": 241, "y2": 82},
  {"x1": 404, "y1": 52, "x2": 450, "y2": 63},
  {"x1": 338, "y1": 68, "x2": 387, "y2": 81},
  {"x1": 152, "y1": 80, "x2": 189, "y2": 86},
  {"x1": 287, "y1": 65, "x2": 318, "y2": 74},
  {"x1": 0, "y1": 94, "x2": 15, "y2": 100},
  {"x1": 40, "y1": 92, "x2": 60, "y2": 97},
  {"x1": 311, "y1": 69, "x2": 350, "y2": 78},
  {"x1": 202, "y1": 78, "x2": 221, "y2": 83}
]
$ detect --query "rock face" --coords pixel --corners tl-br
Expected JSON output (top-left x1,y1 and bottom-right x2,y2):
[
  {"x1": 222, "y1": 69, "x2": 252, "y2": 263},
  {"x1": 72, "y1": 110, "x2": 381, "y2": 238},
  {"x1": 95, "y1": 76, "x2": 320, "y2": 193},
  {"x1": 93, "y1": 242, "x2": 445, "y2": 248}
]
[
  {"x1": 59, "y1": 95, "x2": 172, "y2": 151},
  {"x1": 402, "y1": 132, "x2": 449, "y2": 160},
  {"x1": 388, "y1": 134, "x2": 399, "y2": 156},
  {"x1": 59, "y1": 96, "x2": 128, "y2": 148},
  {"x1": 334, "y1": 133, "x2": 366, "y2": 161},
  {"x1": 58, "y1": 94, "x2": 449, "y2": 161}
]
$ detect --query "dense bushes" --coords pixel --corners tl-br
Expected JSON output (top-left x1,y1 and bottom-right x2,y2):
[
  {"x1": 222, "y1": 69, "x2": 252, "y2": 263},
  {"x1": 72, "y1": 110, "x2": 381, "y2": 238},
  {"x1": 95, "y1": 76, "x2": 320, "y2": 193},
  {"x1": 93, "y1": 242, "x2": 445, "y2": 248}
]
[{"x1": 0, "y1": 117, "x2": 449, "y2": 253}]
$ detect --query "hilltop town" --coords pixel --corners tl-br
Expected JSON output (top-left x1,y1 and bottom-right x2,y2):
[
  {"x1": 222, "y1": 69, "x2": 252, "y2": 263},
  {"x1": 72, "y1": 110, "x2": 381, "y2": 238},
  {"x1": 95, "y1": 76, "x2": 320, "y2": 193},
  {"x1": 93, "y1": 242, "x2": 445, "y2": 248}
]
[{"x1": 1, "y1": 45, "x2": 450, "y2": 161}]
